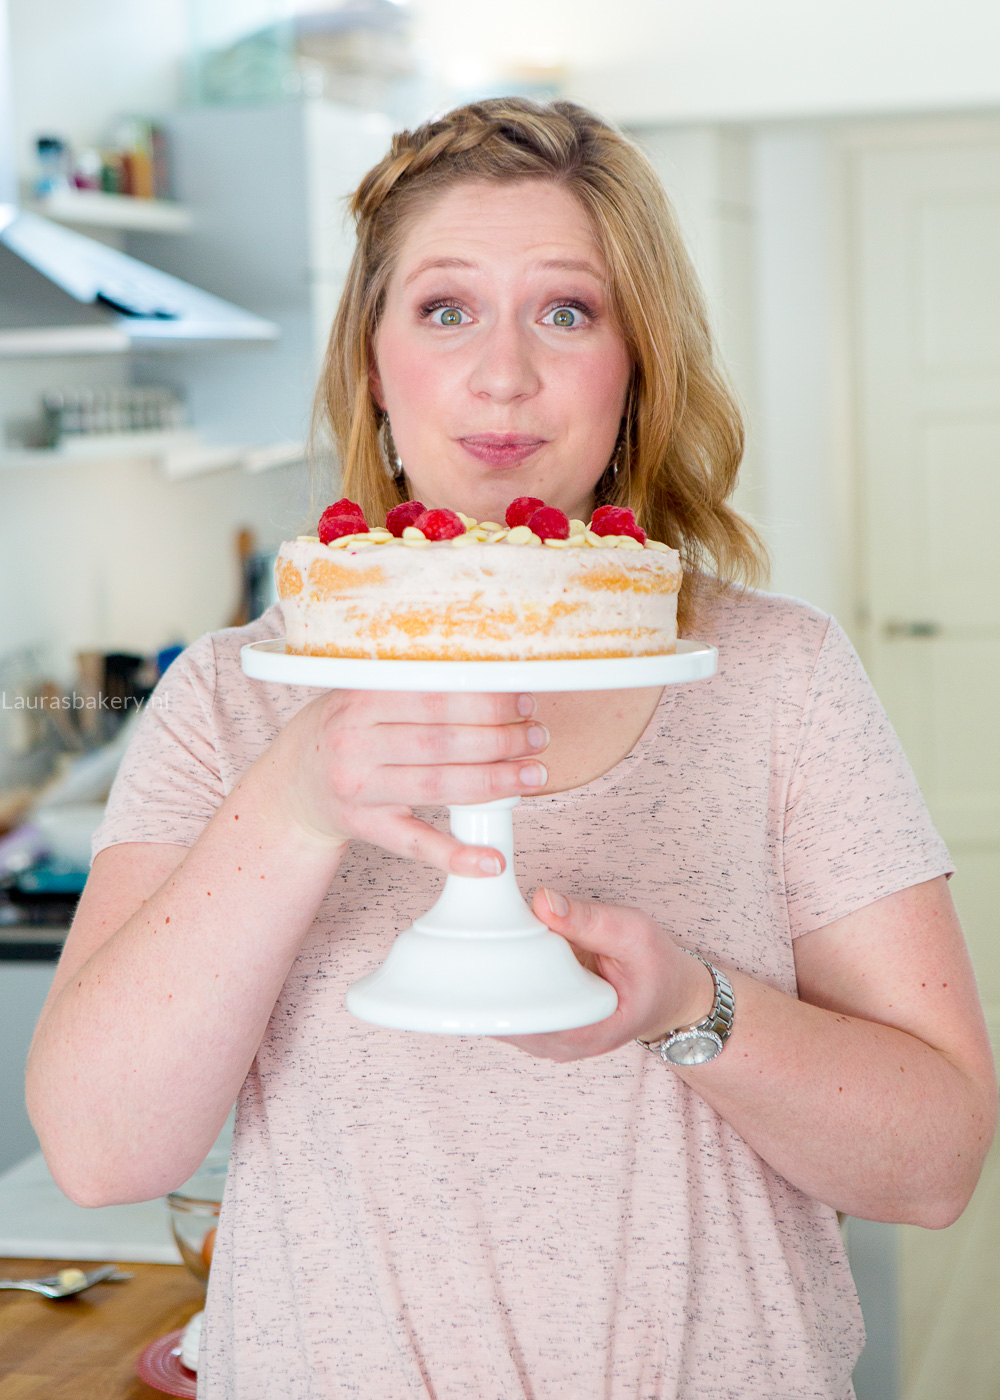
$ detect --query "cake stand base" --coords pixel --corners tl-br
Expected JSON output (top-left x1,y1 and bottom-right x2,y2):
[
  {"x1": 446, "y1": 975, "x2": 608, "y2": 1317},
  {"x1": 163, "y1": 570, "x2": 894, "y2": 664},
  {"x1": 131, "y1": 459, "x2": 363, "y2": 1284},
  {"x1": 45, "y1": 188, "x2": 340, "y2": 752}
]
[
  {"x1": 345, "y1": 926, "x2": 617, "y2": 1035},
  {"x1": 344, "y1": 798, "x2": 617, "y2": 1034}
]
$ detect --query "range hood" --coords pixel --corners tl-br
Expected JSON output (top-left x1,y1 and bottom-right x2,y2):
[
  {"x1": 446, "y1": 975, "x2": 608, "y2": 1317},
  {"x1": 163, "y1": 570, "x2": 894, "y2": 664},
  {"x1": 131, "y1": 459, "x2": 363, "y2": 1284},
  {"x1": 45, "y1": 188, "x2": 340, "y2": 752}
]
[
  {"x1": 0, "y1": 0, "x2": 277, "y2": 355},
  {"x1": 0, "y1": 204, "x2": 279, "y2": 353}
]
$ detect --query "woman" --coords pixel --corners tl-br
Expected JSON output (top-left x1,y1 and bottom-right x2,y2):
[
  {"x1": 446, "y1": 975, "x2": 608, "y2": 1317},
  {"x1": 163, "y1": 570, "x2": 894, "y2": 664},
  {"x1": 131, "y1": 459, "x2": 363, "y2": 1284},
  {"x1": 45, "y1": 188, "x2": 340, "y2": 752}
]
[{"x1": 27, "y1": 99, "x2": 996, "y2": 1399}]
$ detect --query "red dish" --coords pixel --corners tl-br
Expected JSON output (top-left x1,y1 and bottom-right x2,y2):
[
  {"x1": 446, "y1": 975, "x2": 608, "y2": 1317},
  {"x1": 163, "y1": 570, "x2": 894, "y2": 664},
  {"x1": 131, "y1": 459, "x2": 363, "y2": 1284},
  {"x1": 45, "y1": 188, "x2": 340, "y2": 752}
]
[{"x1": 135, "y1": 1327, "x2": 197, "y2": 1397}]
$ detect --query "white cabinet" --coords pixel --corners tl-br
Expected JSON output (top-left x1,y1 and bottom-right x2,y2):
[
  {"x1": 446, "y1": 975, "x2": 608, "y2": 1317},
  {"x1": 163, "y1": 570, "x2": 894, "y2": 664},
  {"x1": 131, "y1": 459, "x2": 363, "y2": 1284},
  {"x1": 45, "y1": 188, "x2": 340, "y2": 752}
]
[
  {"x1": 0, "y1": 960, "x2": 55, "y2": 1175},
  {"x1": 128, "y1": 100, "x2": 393, "y2": 450}
]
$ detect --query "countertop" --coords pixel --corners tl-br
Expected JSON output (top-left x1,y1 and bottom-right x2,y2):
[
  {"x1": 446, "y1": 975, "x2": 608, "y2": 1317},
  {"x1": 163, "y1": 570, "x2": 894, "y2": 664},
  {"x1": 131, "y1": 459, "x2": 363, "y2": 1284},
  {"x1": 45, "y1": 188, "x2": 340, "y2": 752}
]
[{"x1": 0, "y1": 1255, "x2": 204, "y2": 1399}]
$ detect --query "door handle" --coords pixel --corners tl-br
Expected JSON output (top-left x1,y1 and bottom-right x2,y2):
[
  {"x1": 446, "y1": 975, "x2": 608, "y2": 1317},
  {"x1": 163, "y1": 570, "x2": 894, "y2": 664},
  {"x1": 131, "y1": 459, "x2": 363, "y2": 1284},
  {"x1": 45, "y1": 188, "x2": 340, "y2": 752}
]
[{"x1": 882, "y1": 620, "x2": 942, "y2": 638}]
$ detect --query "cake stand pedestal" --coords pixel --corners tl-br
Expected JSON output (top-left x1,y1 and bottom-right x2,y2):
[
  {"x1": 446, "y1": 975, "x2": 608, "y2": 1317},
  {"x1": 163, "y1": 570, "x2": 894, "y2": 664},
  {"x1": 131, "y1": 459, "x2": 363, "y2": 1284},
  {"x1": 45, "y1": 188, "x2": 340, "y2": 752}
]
[{"x1": 241, "y1": 641, "x2": 717, "y2": 1035}]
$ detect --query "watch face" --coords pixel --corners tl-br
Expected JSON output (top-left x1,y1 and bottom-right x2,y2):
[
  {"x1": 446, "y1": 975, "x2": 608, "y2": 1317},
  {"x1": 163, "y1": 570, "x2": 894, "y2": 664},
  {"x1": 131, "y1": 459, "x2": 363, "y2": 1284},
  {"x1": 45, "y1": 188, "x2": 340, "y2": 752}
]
[{"x1": 663, "y1": 1030, "x2": 724, "y2": 1066}]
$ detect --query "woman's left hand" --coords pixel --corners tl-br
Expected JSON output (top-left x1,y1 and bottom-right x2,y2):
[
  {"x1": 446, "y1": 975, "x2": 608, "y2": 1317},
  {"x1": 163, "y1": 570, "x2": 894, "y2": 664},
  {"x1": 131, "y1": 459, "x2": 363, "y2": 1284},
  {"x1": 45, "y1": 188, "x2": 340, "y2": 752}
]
[{"x1": 492, "y1": 888, "x2": 715, "y2": 1062}]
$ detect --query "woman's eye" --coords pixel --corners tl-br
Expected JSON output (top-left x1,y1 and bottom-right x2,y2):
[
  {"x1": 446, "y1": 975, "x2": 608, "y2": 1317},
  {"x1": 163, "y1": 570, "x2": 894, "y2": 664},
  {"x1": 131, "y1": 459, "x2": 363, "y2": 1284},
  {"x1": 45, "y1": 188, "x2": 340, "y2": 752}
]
[
  {"x1": 427, "y1": 305, "x2": 470, "y2": 326},
  {"x1": 542, "y1": 305, "x2": 587, "y2": 328}
]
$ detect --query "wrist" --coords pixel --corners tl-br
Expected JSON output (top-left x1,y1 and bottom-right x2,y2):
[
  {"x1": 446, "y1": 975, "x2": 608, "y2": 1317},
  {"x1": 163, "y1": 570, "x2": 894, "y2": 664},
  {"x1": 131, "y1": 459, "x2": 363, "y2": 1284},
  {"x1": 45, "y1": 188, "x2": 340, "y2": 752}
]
[
  {"x1": 638, "y1": 951, "x2": 736, "y2": 1067},
  {"x1": 645, "y1": 948, "x2": 716, "y2": 1042},
  {"x1": 237, "y1": 755, "x2": 350, "y2": 861}
]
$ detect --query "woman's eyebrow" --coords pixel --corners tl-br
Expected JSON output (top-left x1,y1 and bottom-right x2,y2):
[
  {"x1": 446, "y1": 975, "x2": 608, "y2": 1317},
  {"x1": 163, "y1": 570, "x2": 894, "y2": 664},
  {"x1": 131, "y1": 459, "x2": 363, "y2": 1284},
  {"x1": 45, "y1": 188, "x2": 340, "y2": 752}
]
[
  {"x1": 533, "y1": 257, "x2": 604, "y2": 279},
  {"x1": 403, "y1": 256, "x2": 477, "y2": 287}
]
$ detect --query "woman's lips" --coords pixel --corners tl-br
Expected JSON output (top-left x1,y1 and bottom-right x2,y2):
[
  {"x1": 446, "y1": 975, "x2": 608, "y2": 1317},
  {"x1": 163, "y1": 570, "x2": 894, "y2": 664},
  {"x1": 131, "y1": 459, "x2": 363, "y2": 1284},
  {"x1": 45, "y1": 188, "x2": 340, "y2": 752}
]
[{"x1": 458, "y1": 434, "x2": 547, "y2": 467}]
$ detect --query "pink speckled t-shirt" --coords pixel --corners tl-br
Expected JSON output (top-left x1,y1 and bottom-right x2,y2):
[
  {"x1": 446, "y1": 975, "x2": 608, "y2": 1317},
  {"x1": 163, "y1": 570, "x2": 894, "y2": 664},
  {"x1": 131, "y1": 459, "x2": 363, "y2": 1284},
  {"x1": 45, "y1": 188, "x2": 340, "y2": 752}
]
[{"x1": 92, "y1": 584, "x2": 953, "y2": 1400}]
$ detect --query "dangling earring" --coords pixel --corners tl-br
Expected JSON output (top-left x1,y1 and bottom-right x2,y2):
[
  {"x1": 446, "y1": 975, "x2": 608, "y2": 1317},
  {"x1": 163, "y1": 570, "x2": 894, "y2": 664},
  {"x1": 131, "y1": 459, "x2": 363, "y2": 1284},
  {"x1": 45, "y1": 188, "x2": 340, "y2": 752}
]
[
  {"x1": 378, "y1": 412, "x2": 405, "y2": 481},
  {"x1": 597, "y1": 421, "x2": 626, "y2": 500}
]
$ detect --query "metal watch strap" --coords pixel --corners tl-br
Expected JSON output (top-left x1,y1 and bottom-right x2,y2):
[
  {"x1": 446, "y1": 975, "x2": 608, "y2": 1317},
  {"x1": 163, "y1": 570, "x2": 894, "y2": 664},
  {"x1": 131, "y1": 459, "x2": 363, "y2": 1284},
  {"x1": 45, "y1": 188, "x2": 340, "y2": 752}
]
[{"x1": 636, "y1": 950, "x2": 735, "y2": 1060}]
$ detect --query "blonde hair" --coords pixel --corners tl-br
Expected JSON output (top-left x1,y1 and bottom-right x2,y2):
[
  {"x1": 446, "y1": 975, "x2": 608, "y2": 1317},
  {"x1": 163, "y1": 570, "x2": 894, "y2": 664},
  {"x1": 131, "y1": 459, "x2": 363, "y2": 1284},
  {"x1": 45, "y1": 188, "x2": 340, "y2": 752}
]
[{"x1": 314, "y1": 96, "x2": 767, "y2": 629}]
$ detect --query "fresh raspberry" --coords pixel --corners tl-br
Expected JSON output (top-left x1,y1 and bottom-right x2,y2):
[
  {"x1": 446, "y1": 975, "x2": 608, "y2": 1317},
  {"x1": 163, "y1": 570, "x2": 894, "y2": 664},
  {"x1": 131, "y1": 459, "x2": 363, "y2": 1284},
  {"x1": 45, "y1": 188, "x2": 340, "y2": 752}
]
[
  {"x1": 588, "y1": 506, "x2": 646, "y2": 544},
  {"x1": 327, "y1": 496, "x2": 366, "y2": 522},
  {"x1": 385, "y1": 500, "x2": 426, "y2": 537},
  {"x1": 413, "y1": 508, "x2": 466, "y2": 540},
  {"x1": 318, "y1": 513, "x2": 369, "y2": 544},
  {"x1": 528, "y1": 505, "x2": 570, "y2": 541},
  {"x1": 505, "y1": 496, "x2": 545, "y2": 529}
]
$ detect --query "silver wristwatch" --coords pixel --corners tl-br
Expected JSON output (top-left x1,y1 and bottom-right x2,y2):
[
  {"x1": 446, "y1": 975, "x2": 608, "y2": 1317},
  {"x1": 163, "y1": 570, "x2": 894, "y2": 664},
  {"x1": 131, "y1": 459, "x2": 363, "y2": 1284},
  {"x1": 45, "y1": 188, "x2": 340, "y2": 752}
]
[{"x1": 636, "y1": 950, "x2": 735, "y2": 1066}]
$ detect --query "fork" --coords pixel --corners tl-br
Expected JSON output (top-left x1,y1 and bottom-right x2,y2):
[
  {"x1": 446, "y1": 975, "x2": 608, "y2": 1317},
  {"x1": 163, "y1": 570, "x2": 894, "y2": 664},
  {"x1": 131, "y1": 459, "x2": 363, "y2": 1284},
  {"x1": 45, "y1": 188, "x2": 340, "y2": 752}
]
[{"x1": 0, "y1": 1264, "x2": 133, "y2": 1298}]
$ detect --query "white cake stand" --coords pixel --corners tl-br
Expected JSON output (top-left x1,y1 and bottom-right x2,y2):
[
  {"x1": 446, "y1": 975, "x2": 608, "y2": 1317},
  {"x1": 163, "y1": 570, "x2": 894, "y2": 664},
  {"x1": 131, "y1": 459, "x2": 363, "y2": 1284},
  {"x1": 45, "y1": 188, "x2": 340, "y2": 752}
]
[{"x1": 241, "y1": 639, "x2": 717, "y2": 1035}]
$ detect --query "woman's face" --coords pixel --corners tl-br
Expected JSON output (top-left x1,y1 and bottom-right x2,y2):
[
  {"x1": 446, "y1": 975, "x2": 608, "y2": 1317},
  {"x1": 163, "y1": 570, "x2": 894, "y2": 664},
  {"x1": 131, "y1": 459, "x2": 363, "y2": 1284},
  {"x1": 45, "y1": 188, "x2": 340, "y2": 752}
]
[{"x1": 370, "y1": 179, "x2": 632, "y2": 525}]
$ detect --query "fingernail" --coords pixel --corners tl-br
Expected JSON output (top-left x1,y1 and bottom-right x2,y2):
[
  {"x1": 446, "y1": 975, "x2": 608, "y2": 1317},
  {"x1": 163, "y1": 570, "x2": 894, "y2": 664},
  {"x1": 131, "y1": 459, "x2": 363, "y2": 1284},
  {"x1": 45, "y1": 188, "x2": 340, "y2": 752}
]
[
  {"x1": 527, "y1": 724, "x2": 549, "y2": 750},
  {"x1": 544, "y1": 888, "x2": 569, "y2": 917},
  {"x1": 479, "y1": 855, "x2": 502, "y2": 876},
  {"x1": 519, "y1": 762, "x2": 547, "y2": 787},
  {"x1": 517, "y1": 693, "x2": 536, "y2": 717}
]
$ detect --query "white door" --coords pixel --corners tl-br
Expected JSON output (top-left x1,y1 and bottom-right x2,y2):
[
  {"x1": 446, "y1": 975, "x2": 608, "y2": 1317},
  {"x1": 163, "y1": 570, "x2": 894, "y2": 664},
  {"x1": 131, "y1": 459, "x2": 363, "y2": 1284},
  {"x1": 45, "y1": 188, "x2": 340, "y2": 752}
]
[{"x1": 852, "y1": 130, "x2": 1000, "y2": 1400}]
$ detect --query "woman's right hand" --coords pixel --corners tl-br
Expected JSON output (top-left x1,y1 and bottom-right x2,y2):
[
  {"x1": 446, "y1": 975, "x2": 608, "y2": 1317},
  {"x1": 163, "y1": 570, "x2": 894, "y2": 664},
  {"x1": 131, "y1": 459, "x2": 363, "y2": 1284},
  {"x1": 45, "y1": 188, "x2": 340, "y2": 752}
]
[{"x1": 255, "y1": 689, "x2": 549, "y2": 876}]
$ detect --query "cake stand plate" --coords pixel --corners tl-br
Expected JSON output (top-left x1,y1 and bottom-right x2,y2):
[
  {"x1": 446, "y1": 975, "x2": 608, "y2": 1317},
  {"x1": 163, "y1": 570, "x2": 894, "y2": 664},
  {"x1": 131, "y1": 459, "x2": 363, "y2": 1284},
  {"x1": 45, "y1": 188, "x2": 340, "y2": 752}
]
[
  {"x1": 241, "y1": 639, "x2": 717, "y2": 1034},
  {"x1": 240, "y1": 638, "x2": 717, "y2": 692}
]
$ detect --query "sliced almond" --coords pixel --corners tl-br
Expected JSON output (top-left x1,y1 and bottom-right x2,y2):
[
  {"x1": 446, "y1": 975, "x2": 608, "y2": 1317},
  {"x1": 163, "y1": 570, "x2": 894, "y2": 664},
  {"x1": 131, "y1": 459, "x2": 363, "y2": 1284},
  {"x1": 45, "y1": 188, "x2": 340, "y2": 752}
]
[
  {"x1": 478, "y1": 521, "x2": 502, "y2": 532},
  {"x1": 568, "y1": 518, "x2": 587, "y2": 535},
  {"x1": 402, "y1": 526, "x2": 426, "y2": 541},
  {"x1": 505, "y1": 525, "x2": 534, "y2": 545},
  {"x1": 451, "y1": 532, "x2": 480, "y2": 547},
  {"x1": 487, "y1": 528, "x2": 509, "y2": 543},
  {"x1": 543, "y1": 536, "x2": 570, "y2": 548}
]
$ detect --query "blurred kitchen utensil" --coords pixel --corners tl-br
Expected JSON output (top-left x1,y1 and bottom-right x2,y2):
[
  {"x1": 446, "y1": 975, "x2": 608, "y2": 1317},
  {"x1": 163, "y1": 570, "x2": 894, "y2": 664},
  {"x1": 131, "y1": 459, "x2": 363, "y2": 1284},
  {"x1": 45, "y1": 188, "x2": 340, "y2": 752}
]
[
  {"x1": 228, "y1": 527, "x2": 257, "y2": 627},
  {"x1": 0, "y1": 1263, "x2": 133, "y2": 1297}
]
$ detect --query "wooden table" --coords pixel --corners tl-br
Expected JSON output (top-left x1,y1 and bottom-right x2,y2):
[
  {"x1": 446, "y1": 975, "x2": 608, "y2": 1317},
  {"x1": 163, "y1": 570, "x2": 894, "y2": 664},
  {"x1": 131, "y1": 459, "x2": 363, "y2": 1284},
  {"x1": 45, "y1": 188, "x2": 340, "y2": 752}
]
[{"x1": 0, "y1": 1257, "x2": 204, "y2": 1399}]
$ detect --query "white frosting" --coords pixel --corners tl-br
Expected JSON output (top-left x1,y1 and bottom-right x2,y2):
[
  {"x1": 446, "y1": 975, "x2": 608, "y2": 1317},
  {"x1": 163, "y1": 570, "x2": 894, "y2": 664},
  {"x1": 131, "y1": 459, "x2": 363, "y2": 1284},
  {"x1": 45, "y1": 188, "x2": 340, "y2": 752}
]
[{"x1": 276, "y1": 537, "x2": 681, "y2": 662}]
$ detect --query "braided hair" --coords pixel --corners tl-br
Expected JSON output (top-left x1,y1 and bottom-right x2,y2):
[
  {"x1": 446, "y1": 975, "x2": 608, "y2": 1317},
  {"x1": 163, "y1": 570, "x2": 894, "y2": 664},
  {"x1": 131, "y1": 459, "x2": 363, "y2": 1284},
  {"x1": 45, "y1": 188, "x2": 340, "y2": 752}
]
[{"x1": 314, "y1": 97, "x2": 767, "y2": 628}]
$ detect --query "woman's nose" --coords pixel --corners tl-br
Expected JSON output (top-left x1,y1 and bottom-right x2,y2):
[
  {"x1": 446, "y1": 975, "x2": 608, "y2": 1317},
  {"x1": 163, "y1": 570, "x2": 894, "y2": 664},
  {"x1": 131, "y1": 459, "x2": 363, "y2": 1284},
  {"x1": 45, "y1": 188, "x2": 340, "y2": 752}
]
[{"x1": 467, "y1": 318, "x2": 540, "y2": 404}]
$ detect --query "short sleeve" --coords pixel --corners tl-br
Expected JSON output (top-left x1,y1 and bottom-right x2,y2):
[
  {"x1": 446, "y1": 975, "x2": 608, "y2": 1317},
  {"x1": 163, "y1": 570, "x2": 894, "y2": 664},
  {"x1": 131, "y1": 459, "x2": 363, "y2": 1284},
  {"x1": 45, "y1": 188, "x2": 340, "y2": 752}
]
[
  {"x1": 90, "y1": 632, "x2": 224, "y2": 861},
  {"x1": 782, "y1": 618, "x2": 954, "y2": 936}
]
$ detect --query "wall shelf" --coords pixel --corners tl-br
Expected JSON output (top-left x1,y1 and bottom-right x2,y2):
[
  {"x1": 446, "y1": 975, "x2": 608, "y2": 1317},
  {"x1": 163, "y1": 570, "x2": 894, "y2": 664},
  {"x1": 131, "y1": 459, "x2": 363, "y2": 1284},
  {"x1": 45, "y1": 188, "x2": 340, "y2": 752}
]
[
  {"x1": 25, "y1": 190, "x2": 193, "y2": 234},
  {"x1": 0, "y1": 432, "x2": 305, "y2": 479},
  {"x1": 0, "y1": 325, "x2": 131, "y2": 357}
]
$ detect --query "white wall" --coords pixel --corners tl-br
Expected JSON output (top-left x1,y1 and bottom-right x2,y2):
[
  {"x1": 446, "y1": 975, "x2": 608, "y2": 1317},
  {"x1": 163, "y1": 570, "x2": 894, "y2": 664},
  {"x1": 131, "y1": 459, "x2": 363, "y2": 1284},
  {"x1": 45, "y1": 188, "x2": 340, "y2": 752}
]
[
  {"x1": 749, "y1": 127, "x2": 850, "y2": 619},
  {"x1": 417, "y1": 0, "x2": 1000, "y2": 125},
  {"x1": 633, "y1": 126, "x2": 761, "y2": 521},
  {"x1": 0, "y1": 452, "x2": 312, "y2": 685},
  {"x1": 635, "y1": 121, "x2": 854, "y2": 622}
]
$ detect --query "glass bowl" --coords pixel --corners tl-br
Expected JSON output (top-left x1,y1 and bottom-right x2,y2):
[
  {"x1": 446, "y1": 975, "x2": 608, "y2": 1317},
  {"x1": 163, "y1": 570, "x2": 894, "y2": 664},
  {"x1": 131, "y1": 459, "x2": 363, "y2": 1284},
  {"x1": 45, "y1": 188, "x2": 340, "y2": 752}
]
[{"x1": 166, "y1": 1163, "x2": 227, "y2": 1284}]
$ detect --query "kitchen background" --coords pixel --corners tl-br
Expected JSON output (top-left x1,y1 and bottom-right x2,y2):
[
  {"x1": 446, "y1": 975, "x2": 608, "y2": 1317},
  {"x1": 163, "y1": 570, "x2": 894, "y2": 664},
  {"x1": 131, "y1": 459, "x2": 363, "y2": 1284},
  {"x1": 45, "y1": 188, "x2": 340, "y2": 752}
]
[{"x1": 1, "y1": 2, "x2": 998, "y2": 1397}]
